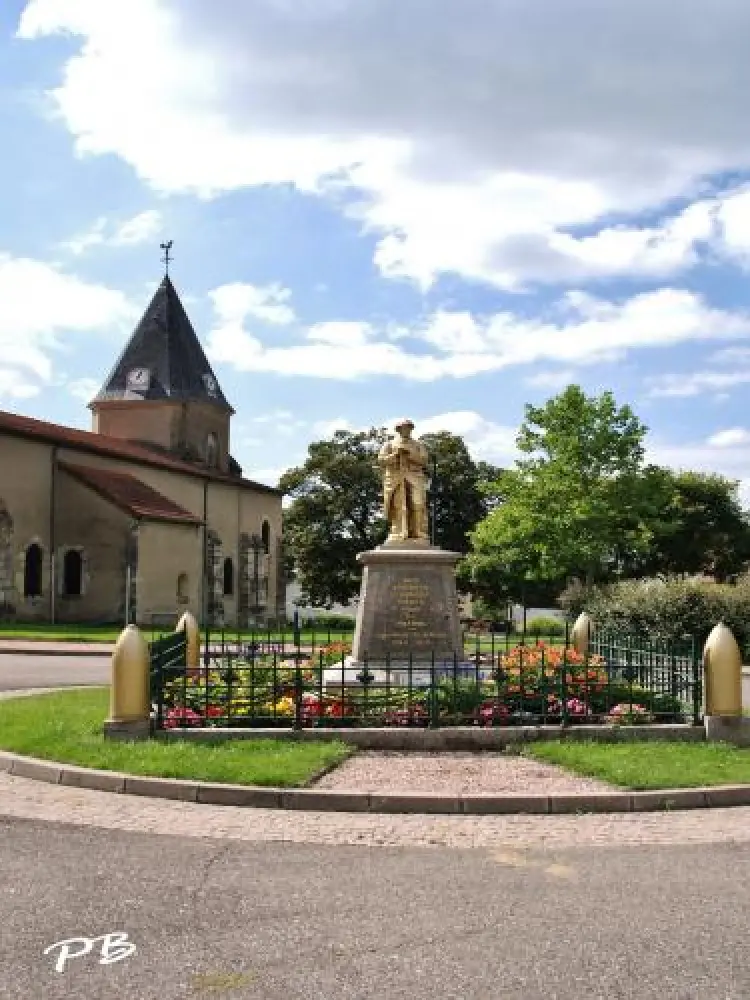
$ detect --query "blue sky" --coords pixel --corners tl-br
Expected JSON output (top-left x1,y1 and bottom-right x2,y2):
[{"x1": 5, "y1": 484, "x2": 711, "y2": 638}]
[{"x1": 4, "y1": 0, "x2": 750, "y2": 496}]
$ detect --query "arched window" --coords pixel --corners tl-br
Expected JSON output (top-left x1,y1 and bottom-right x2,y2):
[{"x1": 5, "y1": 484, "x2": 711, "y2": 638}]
[
  {"x1": 222, "y1": 556, "x2": 234, "y2": 596},
  {"x1": 24, "y1": 544, "x2": 43, "y2": 598},
  {"x1": 261, "y1": 520, "x2": 271, "y2": 554},
  {"x1": 177, "y1": 572, "x2": 189, "y2": 603},
  {"x1": 206, "y1": 432, "x2": 219, "y2": 468},
  {"x1": 63, "y1": 549, "x2": 83, "y2": 597}
]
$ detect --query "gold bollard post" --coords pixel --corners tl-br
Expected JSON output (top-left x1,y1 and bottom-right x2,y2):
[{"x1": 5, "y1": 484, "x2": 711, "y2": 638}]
[
  {"x1": 703, "y1": 622, "x2": 750, "y2": 746},
  {"x1": 176, "y1": 610, "x2": 201, "y2": 674},
  {"x1": 704, "y1": 622, "x2": 742, "y2": 717},
  {"x1": 103, "y1": 624, "x2": 151, "y2": 740},
  {"x1": 570, "y1": 612, "x2": 592, "y2": 656}
]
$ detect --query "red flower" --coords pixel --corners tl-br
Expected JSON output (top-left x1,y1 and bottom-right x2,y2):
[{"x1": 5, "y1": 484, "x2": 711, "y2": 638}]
[
  {"x1": 163, "y1": 706, "x2": 203, "y2": 728},
  {"x1": 383, "y1": 706, "x2": 428, "y2": 726},
  {"x1": 475, "y1": 700, "x2": 511, "y2": 726}
]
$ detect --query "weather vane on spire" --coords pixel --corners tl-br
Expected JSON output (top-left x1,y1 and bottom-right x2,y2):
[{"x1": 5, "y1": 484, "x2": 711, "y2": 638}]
[{"x1": 159, "y1": 240, "x2": 174, "y2": 277}]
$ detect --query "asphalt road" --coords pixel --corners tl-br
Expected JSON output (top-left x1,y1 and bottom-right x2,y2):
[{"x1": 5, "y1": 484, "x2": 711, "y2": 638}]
[
  {"x1": 0, "y1": 654, "x2": 109, "y2": 691},
  {"x1": 1, "y1": 816, "x2": 748, "y2": 1000}
]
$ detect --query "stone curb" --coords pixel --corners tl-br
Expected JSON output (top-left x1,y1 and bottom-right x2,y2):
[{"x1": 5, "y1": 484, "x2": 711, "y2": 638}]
[
  {"x1": 1, "y1": 750, "x2": 749, "y2": 814},
  {"x1": 0, "y1": 646, "x2": 113, "y2": 657}
]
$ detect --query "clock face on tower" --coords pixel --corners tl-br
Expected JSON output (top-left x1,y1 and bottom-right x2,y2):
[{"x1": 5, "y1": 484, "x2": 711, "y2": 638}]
[{"x1": 126, "y1": 367, "x2": 151, "y2": 390}]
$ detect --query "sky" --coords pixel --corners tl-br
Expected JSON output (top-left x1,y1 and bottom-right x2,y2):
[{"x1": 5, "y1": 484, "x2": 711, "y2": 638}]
[{"x1": 4, "y1": 0, "x2": 750, "y2": 498}]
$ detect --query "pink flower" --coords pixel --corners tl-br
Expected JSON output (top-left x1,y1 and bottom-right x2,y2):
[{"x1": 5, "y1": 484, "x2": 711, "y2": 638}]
[
  {"x1": 609, "y1": 703, "x2": 648, "y2": 716},
  {"x1": 384, "y1": 706, "x2": 428, "y2": 726},
  {"x1": 475, "y1": 700, "x2": 511, "y2": 726},
  {"x1": 163, "y1": 706, "x2": 203, "y2": 728},
  {"x1": 566, "y1": 698, "x2": 589, "y2": 717}
]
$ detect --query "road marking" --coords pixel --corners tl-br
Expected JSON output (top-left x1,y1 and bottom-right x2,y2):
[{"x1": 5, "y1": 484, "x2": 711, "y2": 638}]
[{"x1": 43, "y1": 932, "x2": 136, "y2": 974}]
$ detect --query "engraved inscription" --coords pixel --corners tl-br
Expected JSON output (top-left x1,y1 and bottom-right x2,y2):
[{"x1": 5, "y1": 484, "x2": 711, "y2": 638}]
[{"x1": 375, "y1": 574, "x2": 453, "y2": 654}]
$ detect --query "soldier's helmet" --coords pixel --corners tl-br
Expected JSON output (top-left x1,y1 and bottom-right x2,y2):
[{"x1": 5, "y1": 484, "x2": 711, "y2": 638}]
[{"x1": 393, "y1": 418, "x2": 415, "y2": 432}]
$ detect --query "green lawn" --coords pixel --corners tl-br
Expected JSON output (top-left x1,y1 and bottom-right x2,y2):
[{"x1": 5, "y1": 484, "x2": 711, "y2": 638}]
[
  {"x1": 0, "y1": 624, "x2": 123, "y2": 642},
  {"x1": 0, "y1": 623, "x2": 356, "y2": 644},
  {"x1": 523, "y1": 739, "x2": 750, "y2": 789},
  {"x1": 0, "y1": 688, "x2": 352, "y2": 787},
  {"x1": 0, "y1": 623, "x2": 563, "y2": 652}
]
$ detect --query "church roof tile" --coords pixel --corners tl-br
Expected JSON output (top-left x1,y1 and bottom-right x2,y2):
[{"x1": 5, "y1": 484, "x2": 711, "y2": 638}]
[
  {"x1": 59, "y1": 462, "x2": 203, "y2": 525},
  {"x1": 0, "y1": 408, "x2": 281, "y2": 495}
]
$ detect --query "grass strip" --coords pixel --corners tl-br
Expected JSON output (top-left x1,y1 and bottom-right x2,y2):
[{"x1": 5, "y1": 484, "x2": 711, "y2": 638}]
[
  {"x1": 0, "y1": 688, "x2": 352, "y2": 787},
  {"x1": 523, "y1": 739, "x2": 750, "y2": 789}
]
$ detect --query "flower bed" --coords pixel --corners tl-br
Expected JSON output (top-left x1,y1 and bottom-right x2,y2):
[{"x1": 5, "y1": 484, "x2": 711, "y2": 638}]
[{"x1": 154, "y1": 641, "x2": 690, "y2": 729}]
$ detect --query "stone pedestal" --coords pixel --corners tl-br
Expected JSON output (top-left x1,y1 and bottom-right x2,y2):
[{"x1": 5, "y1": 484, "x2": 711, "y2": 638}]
[
  {"x1": 350, "y1": 540, "x2": 463, "y2": 668},
  {"x1": 704, "y1": 715, "x2": 750, "y2": 747}
]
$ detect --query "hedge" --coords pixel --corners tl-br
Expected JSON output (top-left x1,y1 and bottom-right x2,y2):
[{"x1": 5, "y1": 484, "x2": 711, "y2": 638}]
[{"x1": 560, "y1": 577, "x2": 750, "y2": 656}]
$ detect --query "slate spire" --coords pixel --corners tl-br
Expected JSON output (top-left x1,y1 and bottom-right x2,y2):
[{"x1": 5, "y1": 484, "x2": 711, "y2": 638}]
[{"x1": 91, "y1": 276, "x2": 233, "y2": 413}]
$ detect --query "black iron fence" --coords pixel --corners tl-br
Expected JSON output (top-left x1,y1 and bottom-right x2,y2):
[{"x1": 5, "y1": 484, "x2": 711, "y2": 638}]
[
  {"x1": 148, "y1": 630, "x2": 187, "y2": 705},
  {"x1": 150, "y1": 626, "x2": 703, "y2": 730}
]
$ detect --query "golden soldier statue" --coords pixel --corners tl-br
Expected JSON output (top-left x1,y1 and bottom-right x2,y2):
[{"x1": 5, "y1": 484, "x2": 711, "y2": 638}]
[{"x1": 378, "y1": 418, "x2": 430, "y2": 542}]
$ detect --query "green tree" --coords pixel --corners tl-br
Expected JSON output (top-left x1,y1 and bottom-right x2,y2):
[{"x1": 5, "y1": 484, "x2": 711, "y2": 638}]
[
  {"x1": 464, "y1": 386, "x2": 651, "y2": 599},
  {"x1": 281, "y1": 426, "x2": 499, "y2": 608},
  {"x1": 280, "y1": 428, "x2": 389, "y2": 608},
  {"x1": 640, "y1": 469, "x2": 750, "y2": 581},
  {"x1": 421, "y1": 431, "x2": 502, "y2": 553}
]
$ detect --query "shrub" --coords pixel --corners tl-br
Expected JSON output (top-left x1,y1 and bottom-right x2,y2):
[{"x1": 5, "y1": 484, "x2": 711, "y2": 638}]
[
  {"x1": 563, "y1": 576, "x2": 750, "y2": 656},
  {"x1": 300, "y1": 614, "x2": 356, "y2": 631},
  {"x1": 525, "y1": 615, "x2": 566, "y2": 637}
]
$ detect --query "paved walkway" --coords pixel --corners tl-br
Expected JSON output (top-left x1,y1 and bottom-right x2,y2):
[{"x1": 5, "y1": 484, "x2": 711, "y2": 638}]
[
  {"x1": 0, "y1": 654, "x2": 110, "y2": 691},
  {"x1": 316, "y1": 751, "x2": 616, "y2": 794},
  {"x1": 1, "y1": 767, "x2": 749, "y2": 849},
  {"x1": 0, "y1": 639, "x2": 114, "y2": 656}
]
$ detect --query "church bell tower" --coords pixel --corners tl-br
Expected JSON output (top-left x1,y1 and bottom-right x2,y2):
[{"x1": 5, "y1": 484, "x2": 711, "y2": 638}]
[{"x1": 89, "y1": 248, "x2": 237, "y2": 475}]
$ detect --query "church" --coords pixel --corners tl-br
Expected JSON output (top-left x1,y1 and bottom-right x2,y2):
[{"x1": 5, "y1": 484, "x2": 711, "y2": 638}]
[{"x1": 0, "y1": 273, "x2": 283, "y2": 628}]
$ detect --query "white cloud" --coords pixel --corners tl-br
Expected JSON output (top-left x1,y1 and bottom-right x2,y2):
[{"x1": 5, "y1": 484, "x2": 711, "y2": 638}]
[
  {"x1": 206, "y1": 283, "x2": 750, "y2": 381},
  {"x1": 706, "y1": 428, "x2": 750, "y2": 448},
  {"x1": 648, "y1": 437, "x2": 750, "y2": 508},
  {"x1": 310, "y1": 418, "x2": 354, "y2": 438},
  {"x1": 248, "y1": 466, "x2": 286, "y2": 488},
  {"x1": 0, "y1": 254, "x2": 135, "y2": 392},
  {"x1": 248, "y1": 409, "x2": 296, "y2": 425},
  {"x1": 63, "y1": 209, "x2": 163, "y2": 255},
  {"x1": 64, "y1": 216, "x2": 107, "y2": 255},
  {"x1": 19, "y1": 0, "x2": 750, "y2": 290},
  {"x1": 413, "y1": 412, "x2": 518, "y2": 465},
  {"x1": 111, "y1": 210, "x2": 162, "y2": 246},
  {"x1": 307, "y1": 322, "x2": 371, "y2": 348},
  {"x1": 209, "y1": 282, "x2": 296, "y2": 327},
  {"x1": 0, "y1": 369, "x2": 41, "y2": 401},
  {"x1": 648, "y1": 370, "x2": 750, "y2": 398},
  {"x1": 709, "y1": 345, "x2": 750, "y2": 366},
  {"x1": 66, "y1": 377, "x2": 100, "y2": 403},
  {"x1": 296, "y1": 409, "x2": 518, "y2": 464},
  {"x1": 524, "y1": 370, "x2": 579, "y2": 390}
]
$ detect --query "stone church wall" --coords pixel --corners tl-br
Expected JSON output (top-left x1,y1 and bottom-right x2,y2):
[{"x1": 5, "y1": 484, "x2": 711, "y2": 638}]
[
  {"x1": 0, "y1": 434, "x2": 53, "y2": 620},
  {"x1": 135, "y1": 520, "x2": 203, "y2": 627},
  {"x1": 92, "y1": 401, "x2": 177, "y2": 453},
  {"x1": 0, "y1": 429, "x2": 283, "y2": 627},
  {"x1": 55, "y1": 469, "x2": 131, "y2": 623}
]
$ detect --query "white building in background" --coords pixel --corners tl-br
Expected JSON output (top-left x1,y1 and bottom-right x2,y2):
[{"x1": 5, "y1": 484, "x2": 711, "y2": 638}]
[
  {"x1": 285, "y1": 581, "x2": 565, "y2": 627},
  {"x1": 285, "y1": 581, "x2": 357, "y2": 621}
]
